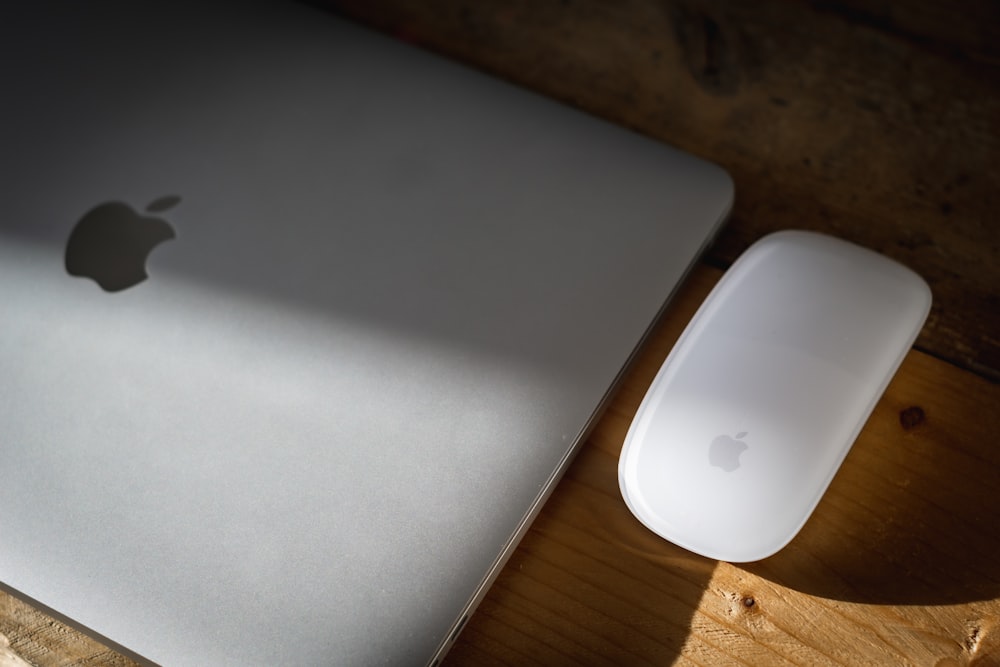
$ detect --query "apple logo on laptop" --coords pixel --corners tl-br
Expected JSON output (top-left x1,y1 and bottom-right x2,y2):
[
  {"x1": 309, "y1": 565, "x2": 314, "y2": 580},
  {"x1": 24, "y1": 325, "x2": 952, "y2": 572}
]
[
  {"x1": 709, "y1": 432, "x2": 748, "y2": 472},
  {"x1": 65, "y1": 196, "x2": 179, "y2": 292}
]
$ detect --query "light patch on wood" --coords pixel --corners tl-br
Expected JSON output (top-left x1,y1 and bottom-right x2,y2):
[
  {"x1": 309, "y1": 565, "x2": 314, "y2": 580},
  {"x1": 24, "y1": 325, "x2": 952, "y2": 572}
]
[
  {"x1": 0, "y1": 632, "x2": 33, "y2": 667},
  {"x1": 965, "y1": 615, "x2": 1000, "y2": 663}
]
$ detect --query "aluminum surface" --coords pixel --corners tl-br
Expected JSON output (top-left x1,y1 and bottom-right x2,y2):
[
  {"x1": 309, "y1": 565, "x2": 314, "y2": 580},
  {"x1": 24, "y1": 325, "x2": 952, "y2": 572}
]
[{"x1": 0, "y1": 2, "x2": 732, "y2": 664}]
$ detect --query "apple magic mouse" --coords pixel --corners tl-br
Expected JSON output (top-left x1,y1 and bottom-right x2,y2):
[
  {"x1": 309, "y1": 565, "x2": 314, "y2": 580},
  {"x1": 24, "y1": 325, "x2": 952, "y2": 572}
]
[{"x1": 618, "y1": 230, "x2": 931, "y2": 562}]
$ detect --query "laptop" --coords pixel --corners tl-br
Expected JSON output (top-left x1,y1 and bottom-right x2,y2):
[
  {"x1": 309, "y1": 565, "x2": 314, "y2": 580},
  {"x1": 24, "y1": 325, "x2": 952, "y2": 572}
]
[{"x1": 0, "y1": 1, "x2": 732, "y2": 664}]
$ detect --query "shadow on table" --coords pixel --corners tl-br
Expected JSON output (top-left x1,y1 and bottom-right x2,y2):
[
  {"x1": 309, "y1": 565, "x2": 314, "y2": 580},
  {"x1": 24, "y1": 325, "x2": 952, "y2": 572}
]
[{"x1": 746, "y1": 390, "x2": 1000, "y2": 606}]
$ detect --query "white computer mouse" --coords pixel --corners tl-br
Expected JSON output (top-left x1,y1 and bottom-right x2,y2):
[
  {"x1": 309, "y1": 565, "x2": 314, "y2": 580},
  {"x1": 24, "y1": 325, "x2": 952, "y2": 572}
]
[{"x1": 618, "y1": 230, "x2": 931, "y2": 562}]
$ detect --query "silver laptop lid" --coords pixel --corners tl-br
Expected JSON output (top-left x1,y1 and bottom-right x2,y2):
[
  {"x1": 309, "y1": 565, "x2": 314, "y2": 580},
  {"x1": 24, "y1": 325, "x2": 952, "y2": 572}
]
[{"x1": 0, "y1": 1, "x2": 732, "y2": 664}]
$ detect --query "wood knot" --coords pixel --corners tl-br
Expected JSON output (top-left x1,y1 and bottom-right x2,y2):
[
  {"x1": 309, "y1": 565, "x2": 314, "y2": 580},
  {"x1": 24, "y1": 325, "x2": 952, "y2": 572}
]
[
  {"x1": 742, "y1": 595, "x2": 755, "y2": 609},
  {"x1": 899, "y1": 406, "x2": 925, "y2": 430},
  {"x1": 670, "y1": 5, "x2": 743, "y2": 94}
]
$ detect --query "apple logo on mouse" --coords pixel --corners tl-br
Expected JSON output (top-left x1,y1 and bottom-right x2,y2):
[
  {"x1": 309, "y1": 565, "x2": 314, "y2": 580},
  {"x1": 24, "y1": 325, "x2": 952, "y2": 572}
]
[
  {"x1": 709, "y1": 431, "x2": 748, "y2": 472},
  {"x1": 65, "y1": 195, "x2": 180, "y2": 292}
]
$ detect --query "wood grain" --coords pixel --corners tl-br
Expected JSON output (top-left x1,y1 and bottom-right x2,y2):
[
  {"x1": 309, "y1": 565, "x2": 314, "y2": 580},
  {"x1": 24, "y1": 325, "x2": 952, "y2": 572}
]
[
  {"x1": 3, "y1": 1, "x2": 999, "y2": 665},
  {"x1": 0, "y1": 593, "x2": 136, "y2": 667}
]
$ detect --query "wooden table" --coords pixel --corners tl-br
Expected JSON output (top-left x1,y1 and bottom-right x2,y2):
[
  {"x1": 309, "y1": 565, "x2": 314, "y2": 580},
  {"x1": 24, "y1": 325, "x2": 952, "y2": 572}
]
[{"x1": 2, "y1": 1, "x2": 998, "y2": 664}]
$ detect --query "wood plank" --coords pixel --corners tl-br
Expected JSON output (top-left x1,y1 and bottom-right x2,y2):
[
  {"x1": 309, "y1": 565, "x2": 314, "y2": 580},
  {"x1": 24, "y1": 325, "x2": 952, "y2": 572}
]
[
  {"x1": 327, "y1": 0, "x2": 1000, "y2": 380},
  {"x1": 444, "y1": 263, "x2": 1000, "y2": 666},
  {"x1": 0, "y1": 591, "x2": 137, "y2": 667},
  {"x1": 807, "y1": 0, "x2": 1000, "y2": 65}
]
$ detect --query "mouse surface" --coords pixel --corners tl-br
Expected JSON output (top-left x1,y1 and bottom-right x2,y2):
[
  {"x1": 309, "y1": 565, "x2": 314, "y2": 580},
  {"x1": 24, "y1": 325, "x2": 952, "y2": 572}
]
[{"x1": 618, "y1": 230, "x2": 931, "y2": 562}]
